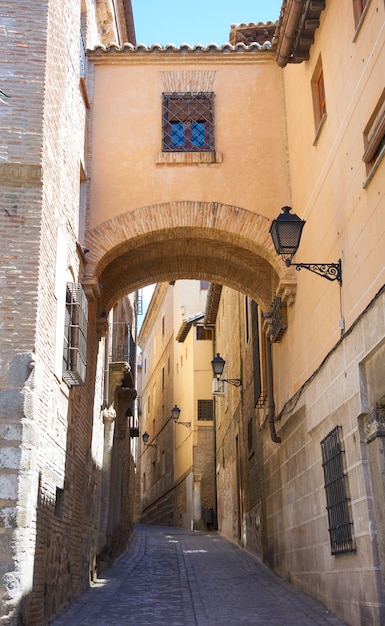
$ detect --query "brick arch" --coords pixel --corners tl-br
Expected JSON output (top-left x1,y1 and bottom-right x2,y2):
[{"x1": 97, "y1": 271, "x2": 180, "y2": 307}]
[{"x1": 83, "y1": 201, "x2": 296, "y2": 314}]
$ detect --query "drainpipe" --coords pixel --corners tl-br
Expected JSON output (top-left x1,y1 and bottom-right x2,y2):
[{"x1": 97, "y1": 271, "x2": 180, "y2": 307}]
[
  {"x1": 265, "y1": 334, "x2": 281, "y2": 443},
  {"x1": 103, "y1": 321, "x2": 111, "y2": 408},
  {"x1": 276, "y1": 0, "x2": 307, "y2": 68}
]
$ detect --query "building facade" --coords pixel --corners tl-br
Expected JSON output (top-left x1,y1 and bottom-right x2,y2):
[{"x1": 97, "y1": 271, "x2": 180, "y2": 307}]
[
  {"x1": 0, "y1": 1, "x2": 138, "y2": 623},
  {"x1": 0, "y1": 0, "x2": 384, "y2": 625},
  {"x1": 138, "y1": 280, "x2": 215, "y2": 530}
]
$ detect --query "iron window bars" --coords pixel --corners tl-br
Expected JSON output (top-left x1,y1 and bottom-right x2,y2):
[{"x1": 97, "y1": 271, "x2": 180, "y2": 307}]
[
  {"x1": 162, "y1": 92, "x2": 214, "y2": 152},
  {"x1": 320, "y1": 425, "x2": 355, "y2": 555},
  {"x1": 197, "y1": 399, "x2": 214, "y2": 421},
  {"x1": 63, "y1": 283, "x2": 88, "y2": 386}
]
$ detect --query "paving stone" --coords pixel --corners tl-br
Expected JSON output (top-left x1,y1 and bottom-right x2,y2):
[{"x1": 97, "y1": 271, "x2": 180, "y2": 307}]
[{"x1": 49, "y1": 524, "x2": 348, "y2": 626}]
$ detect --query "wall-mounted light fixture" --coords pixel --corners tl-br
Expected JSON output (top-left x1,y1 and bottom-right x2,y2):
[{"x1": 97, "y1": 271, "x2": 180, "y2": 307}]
[
  {"x1": 171, "y1": 404, "x2": 191, "y2": 428},
  {"x1": 269, "y1": 206, "x2": 342, "y2": 285},
  {"x1": 142, "y1": 431, "x2": 157, "y2": 448},
  {"x1": 211, "y1": 354, "x2": 242, "y2": 388}
]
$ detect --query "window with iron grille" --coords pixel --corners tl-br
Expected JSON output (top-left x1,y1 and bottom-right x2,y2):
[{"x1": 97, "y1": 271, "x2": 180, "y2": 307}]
[
  {"x1": 320, "y1": 426, "x2": 355, "y2": 555},
  {"x1": 251, "y1": 301, "x2": 262, "y2": 406},
  {"x1": 63, "y1": 283, "x2": 88, "y2": 386},
  {"x1": 197, "y1": 399, "x2": 213, "y2": 421},
  {"x1": 271, "y1": 296, "x2": 287, "y2": 343},
  {"x1": 162, "y1": 92, "x2": 214, "y2": 152}
]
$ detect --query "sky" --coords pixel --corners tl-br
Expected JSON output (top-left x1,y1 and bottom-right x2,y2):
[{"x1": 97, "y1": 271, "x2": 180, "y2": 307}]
[{"x1": 131, "y1": 0, "x2": 283, "y2": 47}]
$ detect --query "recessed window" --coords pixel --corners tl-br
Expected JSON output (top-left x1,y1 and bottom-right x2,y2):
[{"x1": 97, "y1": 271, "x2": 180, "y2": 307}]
[
  {"x1": 196, "y1": 326, "x2": 211, "y2": 340},
  {"x1": 311, "y1": 57, "x2": 327, "y2": 140},
  {"x1": 197, "y1": 399, "x2": 213, "y2": 421},
  {"x1": 251, "y1": 301, "x2": 262, "y2": 407},
  {"x1": 321, "y1": 426, "x2": 355, "y2": 555},
  {"x1": 54, "y1": 488, "x2": 64, "y2": 519},
  {"x1": 162, "y1": 92, "x2": 214, "y2": 152},
  {"x1": 363, "y1": 89, "x2": 385, "y2": 183},
  {"x1": 63, "y1": 283, "x2": 88, "y2": 386}
]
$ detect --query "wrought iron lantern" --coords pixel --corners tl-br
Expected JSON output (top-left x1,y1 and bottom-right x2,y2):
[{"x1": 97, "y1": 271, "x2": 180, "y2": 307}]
[{"x1": 270, "y1": 206, "x2": 342, "y2": 284}]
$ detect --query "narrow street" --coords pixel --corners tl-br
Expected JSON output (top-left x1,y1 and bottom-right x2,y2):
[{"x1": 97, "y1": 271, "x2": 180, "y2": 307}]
[{"x1": 50, "y1": 524, "x2": 347, "y2": 626}]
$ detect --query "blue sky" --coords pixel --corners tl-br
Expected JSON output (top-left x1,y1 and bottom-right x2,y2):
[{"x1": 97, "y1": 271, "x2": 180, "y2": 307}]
[{"x1": 131, "y1": 0, "x2": 283, "y2": 47}]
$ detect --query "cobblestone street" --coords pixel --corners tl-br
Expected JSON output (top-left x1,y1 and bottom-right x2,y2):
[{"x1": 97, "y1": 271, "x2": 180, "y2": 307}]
[{"x1": 50, "y1": 525, "x2": 348, "y2": 626}]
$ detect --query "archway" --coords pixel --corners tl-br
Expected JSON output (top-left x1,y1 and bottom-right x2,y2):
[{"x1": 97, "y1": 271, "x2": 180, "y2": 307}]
[{"x1": 82, "y1": 201, "x2": 297, "y2": 316}]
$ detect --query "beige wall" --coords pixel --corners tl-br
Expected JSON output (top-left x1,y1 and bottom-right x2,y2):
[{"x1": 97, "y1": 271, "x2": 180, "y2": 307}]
[
  {"x1": 88, "y1": 54, "x2": 289, "y2": 229},
  {"x1": 138, "y1": 280, "x2": 214, "y2": 529}
]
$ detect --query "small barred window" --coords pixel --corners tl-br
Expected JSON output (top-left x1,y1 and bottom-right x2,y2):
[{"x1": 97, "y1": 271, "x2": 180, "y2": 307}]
[
  {"x1": 162, "y1": 92, "x2": 214, "y2": 152},
  {"x1": 321, "y1": 426, "x2": 355, "y2": 555},
  {"x1": 63, "y1": 283, "x2": 88, "y2": 386},
  {"x1": 197, "y1": 399, "x2": 214, "y2": 421}
]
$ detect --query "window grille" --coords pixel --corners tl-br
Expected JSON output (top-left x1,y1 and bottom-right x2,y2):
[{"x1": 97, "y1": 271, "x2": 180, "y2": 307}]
[
  {"x1": 63, "y1": 283, "x2": 88, "y2": 386},
  {"x1": 271, "y1": 296, "x2": 287, "y2": 343},
  {"x1": 162, "y1": 92, "x2": 214, "y2": 152},
  {"x1": 111, "y1": 323, "x2": 136, "y2": 373},
  {"x1": 320, "y1": 426, "x2": 355, "y2": 555},
  {"x1": 251, "y1": 301, "x2": 262, "y2": 406},
  {"x1": 197, "y1": 399, "x2": 213, "y2": 421}
]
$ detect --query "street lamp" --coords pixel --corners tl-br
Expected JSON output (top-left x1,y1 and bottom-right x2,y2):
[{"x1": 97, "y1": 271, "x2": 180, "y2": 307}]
[
  {"x1": 171, "y1": 405, "x2": 191, "y2": 428},
  {"x1": 269, "y1": 206, "x2": 342, "y2": 285},
  {"x1": 211, "y1": 353, "x2": 242, "y2": 388},
  {"x1": 142, "y1": 431, "x2": 157, "y2": 448}
]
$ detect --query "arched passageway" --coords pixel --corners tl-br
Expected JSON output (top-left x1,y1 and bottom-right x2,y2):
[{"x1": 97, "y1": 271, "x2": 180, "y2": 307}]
[{"x1": 82, "y1": 201, "x2": 297, "y2": 315}]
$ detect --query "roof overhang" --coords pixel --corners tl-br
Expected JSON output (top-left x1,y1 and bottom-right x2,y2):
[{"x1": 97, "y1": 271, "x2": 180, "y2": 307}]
[
  {"x1": 275, "y1": 0, "x2": 326, "y2": 67},
  {"x1": 176, "y1": 312, "x2": 205, "y2": 343}
]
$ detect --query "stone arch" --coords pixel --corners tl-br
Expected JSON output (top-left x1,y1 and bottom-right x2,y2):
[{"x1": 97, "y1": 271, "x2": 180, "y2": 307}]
[{"x1": 83, "y1": 201, "x2": 296, "y2": 315}]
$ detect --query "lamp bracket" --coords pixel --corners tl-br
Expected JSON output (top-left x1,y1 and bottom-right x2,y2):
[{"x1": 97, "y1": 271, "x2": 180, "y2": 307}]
[
  {"x1": 145, "y1": 443, "x2": 157, "y2": 449},
  {"x1": 176, "y1": 421, "x2": 191, "y2": 428},
  {"x1": 221, "y1": 378, "x2": 242, "y2": 387},
  {"x1": 287, "y1": 259, "x2": 342, "y2": 285}
]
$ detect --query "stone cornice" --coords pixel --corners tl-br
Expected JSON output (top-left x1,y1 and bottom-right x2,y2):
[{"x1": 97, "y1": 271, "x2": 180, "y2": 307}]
[{"x1": 0, "y1": 162, "x2": 42, "y2": 184}]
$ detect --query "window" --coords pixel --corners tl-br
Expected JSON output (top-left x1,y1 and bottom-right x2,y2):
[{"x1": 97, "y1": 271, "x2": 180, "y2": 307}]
[
  {"x1": 196, "y1": 326, "x2": 211, "y2": 340},
  {"x1": 311, "y1": 57, "x2": 327, "y2": 138},
  {"x1": 251, "y1": 301, "x2": 262, "y2": 407},
  {"x1": 162, "y1": 92, "x2": 214, "y2": 152},
  {"x1": 320, "y1": 426, "x2": 355, "y2": 555},
  {"x1": 63, "y1": 283, "x2": 88, "y2": 386},
  {"x1": 245, "y1": 296, "x2": 250, "y2": 344},
  {"x1": 363, "y1": 89, "x2": 385, "y2": 183},
  {"x1": 247, "y1": 418, "x2": 253, "y2": 453},
  {"x1": 197, "y1": 399, "x2": 213, "y2": 421},
  {"x1": 271, "y1": 296, "x2": 288, "y2": 343}
]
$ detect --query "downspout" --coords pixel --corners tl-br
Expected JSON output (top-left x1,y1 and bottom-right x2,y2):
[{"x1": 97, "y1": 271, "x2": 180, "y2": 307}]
[
  {"x1": 276, "y1": 0, "x2": 307, "y2": 68},
  {"x1": 265, "y1": 334, "x2": 281, "y2": 443}
]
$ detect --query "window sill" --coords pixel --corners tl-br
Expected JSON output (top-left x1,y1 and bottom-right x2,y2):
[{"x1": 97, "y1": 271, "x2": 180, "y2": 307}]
[
  {"x1": 312, "y1": 113, "x2": 327, "y2": 146},
  {"x1": 156, "y1": 151, "x2": 223, "y2": 165},
  {"x1": 362, "y1": 145, "x2": 385, "y2": 188}
]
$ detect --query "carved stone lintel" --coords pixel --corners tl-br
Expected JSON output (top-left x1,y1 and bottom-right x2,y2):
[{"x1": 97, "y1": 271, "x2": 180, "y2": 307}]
[{"x1": 366, "y1": 407, "x2": 385, "y2": 443}]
